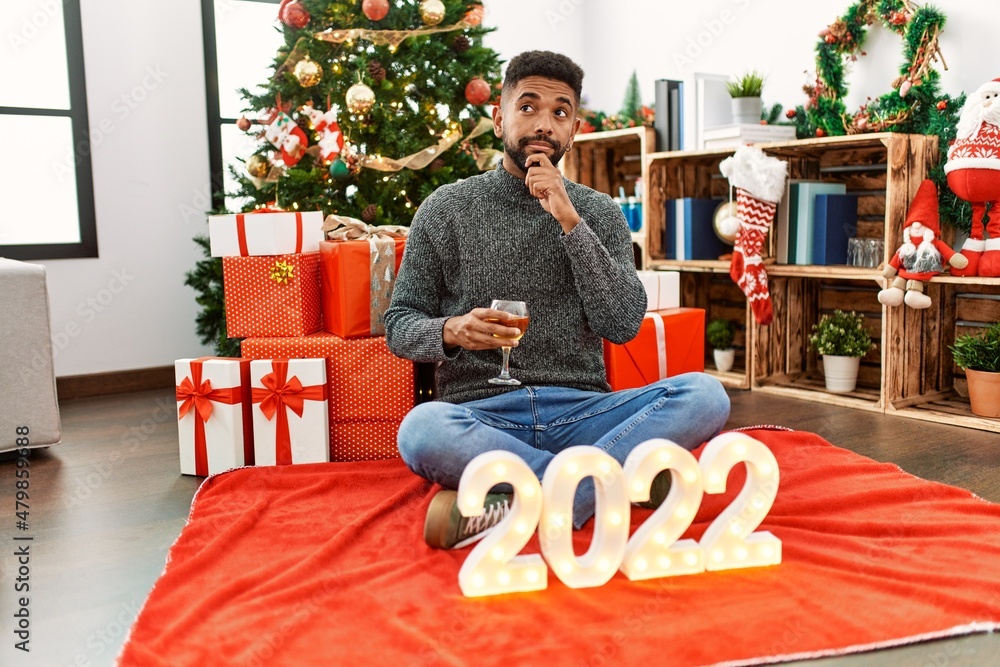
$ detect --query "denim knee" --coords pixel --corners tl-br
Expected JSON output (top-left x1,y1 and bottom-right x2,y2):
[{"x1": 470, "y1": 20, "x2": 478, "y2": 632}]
[
  {"x1": 396, "y1": 401, "x2": 453, "y2": 471},
  {"x1": 680, "y1": 372, "x2": 731, "y2": 431}
]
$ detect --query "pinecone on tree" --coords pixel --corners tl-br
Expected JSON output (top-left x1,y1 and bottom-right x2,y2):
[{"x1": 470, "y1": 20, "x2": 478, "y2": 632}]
[
  {"x1": 361, "y1": 204, "x2": 378, "y2": 223},
  {"x1": 368, "y1": 60, "x2": 386, "y2": 85},
  {"x1": 452, "y1": 35, "x2": 470, "y2": 54},
  {"x1": 429, "y1": 158, "x2": 445, "y2": 172}
]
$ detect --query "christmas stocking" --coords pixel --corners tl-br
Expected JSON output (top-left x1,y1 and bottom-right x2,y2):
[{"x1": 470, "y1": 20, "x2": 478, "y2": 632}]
[
  {"x1": 264, "y1": 112, "x2": 308, "y2": 166},
  {"x1": 719, "y1": 146, "x2": 788, "y2": 326}
]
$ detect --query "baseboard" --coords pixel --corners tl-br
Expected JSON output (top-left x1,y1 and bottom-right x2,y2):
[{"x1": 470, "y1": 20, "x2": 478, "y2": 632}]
[{"x1": 57, "y1": 366, "x2": 175, "y2": 401}]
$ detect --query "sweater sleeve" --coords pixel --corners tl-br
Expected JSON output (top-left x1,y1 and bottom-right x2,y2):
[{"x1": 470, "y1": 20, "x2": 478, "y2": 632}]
[
  {"x1": 560, "y1": 192, "x2": 646, "y2": 344},
  {"x1": 384, "y1": 195, "x2": 457, "y2": 363}
]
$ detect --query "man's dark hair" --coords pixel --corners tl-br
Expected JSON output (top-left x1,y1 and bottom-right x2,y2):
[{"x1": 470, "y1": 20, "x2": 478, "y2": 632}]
[{"x1": 502, "y1": 50, "x2": 584, "y2": 104}]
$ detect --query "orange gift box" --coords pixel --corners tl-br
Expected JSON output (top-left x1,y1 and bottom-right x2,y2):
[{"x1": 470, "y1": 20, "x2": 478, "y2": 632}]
[
  {"x1": 603, "y1": 308, "x2": 705, "y2": 391},
  {"x1": 223, "y1": 252, "x2": 322, "y2": 338},
  {"x1": 241, "y1": 332, "x2": 414, "y2": 461},
  {"x1": 319, "y1": 239, "x2": 405, "y2": 338}
]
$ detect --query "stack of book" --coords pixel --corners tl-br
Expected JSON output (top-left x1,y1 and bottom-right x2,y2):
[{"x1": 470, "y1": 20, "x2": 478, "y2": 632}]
[
  {"x1": 702, "y1": 123, "x2": 797, "y2": 150},
  {"x1": 663, "y1": 198, "x2": 727, "y2": 261},
  {"x1": 776, "y1": 181, "x2": 858, "y2": 265}
]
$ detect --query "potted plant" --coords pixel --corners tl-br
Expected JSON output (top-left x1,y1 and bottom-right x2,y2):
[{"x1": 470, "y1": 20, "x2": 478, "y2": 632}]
[
  {"x1": 727, "y1": 70, "x2": 766, "y2": 125},
  {"x1": 949, "y1": 322, "x2": 1000, "y2": 418},
  {"x1": 809, "y1": 310, "x2": 875, "y2": 393},
  {"x1": 707, "y1": 318, "x2": 737, "y2": 373}
]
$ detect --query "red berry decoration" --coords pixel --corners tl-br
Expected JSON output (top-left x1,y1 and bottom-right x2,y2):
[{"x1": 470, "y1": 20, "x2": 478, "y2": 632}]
[
  {"x1": 465, "y1": 4, "x2": 485, "y2": 26},
  {"x1": 278, "y1": 0, "x2": 310, "y2": 29},
  {"x1": 816, "y1": 128, "x2": 827, "y2": 137},
  {"x1": 465, "y1": 77, "x2": 491, "y2": 106},
  {"x1": 236, "y1": 116, "x2": 252, "y2": 131},
  {"x1": 937, "y1": 100, "x2": 948, "y2": 110},
  {"x1": 362, "y1": 0, "x2": 390, "y2": 21},
  {"x1": 786, "y1": 109, "x2": 797, "y2": 119}
]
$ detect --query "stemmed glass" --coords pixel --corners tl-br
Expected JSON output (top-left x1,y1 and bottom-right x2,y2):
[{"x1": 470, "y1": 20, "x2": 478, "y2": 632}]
[{"x1": 486, "y1": 300, "x2": 530, "y2": 385}]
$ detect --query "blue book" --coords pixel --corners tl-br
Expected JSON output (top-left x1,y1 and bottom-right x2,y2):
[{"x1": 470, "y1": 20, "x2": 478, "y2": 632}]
[
  {"x1": 789, "y1": 182, "x2": 847, "y2": 264},
  {"x1": 683, "y1": 198, "x2": 726, "y2": 260},
  {"x1": 812, "y1": 194, "x2": 858, "y2": 265}
]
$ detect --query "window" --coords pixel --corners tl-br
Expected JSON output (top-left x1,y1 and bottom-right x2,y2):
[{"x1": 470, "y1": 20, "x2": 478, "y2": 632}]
[
  {"x1": 202, "y1": 0, "x2": 284, "y2": 213},
  {"x1": 0, "y1": 0, "x2": 97, "y2": 260}
]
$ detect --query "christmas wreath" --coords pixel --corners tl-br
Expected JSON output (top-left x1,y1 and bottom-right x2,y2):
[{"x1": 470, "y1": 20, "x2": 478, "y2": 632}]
[{"x1": 788, "y1": 0, "x2": 970, "y2": 231}]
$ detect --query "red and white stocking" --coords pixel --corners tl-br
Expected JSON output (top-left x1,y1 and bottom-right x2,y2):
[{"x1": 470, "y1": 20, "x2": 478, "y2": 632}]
[{"x1": 730, "y1": 189, "x2": 777, "y2": 325}]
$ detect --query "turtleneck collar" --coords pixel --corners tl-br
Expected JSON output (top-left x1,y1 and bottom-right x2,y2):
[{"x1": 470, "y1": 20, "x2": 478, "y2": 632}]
[{"x1": 489, "y1": 162, "x2": 534, "y2": 199}]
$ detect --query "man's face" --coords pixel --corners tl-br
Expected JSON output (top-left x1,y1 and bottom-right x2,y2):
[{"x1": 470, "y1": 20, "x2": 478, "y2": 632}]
[{"x1": 493, "y1": 75, "x2": 581, "y2": 178}]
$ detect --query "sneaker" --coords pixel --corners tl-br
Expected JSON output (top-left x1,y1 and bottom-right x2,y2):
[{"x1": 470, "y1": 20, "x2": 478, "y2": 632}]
[
  {"x1": 635, "y1": 470, "x2": 673, "y2": 510},
  {"x1": 424, "y1": 490, "x2": 511, "y2": 549}
]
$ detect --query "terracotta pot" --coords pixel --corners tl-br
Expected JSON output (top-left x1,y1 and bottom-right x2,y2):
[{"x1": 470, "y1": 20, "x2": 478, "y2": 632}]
[
  {"x1": 822, "y1": 355, "x2": 860, "y2": 393},
  {"x1": 966, "y1": 369, "x2": 1000, "y2": 418},
  {"x1": 713, "y1": 348, "x2": 735, "y2": 373}
]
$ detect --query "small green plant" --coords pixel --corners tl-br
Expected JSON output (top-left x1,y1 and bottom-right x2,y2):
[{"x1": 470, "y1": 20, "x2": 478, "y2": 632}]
[
  {"x1": 707, "y1": 319, "x2": 736, "y2": 350},
  {"x1": 949, "y1": 322, "x2": 1000, "y2": 373},
  {"x1": 809, "y1": 310, "x2": 874, "y2": 358},
  {"x1": 727, "y1": 70, "x2": 766, "y2": 98}
]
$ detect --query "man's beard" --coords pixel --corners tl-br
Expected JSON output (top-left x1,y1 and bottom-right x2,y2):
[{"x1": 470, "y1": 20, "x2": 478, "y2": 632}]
[{"x1": 503, "y1": 134, "x2": 567, "y2": 172}]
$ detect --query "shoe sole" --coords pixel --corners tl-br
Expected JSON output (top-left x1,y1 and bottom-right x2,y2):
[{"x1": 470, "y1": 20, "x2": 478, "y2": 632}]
[{"x1": 424, "y1": 490, "x2": 458, "y2": 549}]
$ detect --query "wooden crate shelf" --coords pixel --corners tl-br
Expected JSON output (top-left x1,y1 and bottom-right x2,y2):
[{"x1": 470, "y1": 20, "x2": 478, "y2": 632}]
[{"x1": 642, "y1": 133, "x2": 1000, "y2": 433}]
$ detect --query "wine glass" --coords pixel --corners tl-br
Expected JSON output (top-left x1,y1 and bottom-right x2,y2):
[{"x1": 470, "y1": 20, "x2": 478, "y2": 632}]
[{"x1": 486, "y1": 300, "x2": 529, "y2": 386}]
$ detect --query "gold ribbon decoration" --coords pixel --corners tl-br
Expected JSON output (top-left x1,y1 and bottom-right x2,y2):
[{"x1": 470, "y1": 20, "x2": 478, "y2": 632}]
[
  {"x1": 322, "y1": 216, "x2": 409, "y2": 335},
  {"x1": 269, "y1": 260, "x2": 296, "y2": 284},
  {"x1": 314, "y1": 18, "x2": 479, "y2": 50},
  {"x1": 358, "y1": 116, "x2": 499, "y2": 173}
]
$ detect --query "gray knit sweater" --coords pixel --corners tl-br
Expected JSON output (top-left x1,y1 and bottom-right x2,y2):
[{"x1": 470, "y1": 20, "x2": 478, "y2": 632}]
[{"x1": 384, "y1": 164, "x2": 646, "y2": 404}]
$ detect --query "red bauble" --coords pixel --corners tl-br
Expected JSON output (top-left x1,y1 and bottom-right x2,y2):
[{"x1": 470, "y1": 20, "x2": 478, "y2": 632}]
[
  {"x1": 279, "y1": 0, "x2": 310, "y2": 29},
  {"x1": 937, "y1": 100, "x2": 948, "y2": 110},
  {"x1": 785, "y1": 109, "x2": 797, "y2": 119},
  {"x1": 362, "y1": 0, "x2": 390, "y2": 21},
  {"x1": 816, "y1": 128, "x2": 827, "y2": 137},
  {"x1": 236, "y1": 116, "x2": 252, "y2": 131},
  {"x1": 465, "y1": 77, "x2": 491, "y2": 106}
]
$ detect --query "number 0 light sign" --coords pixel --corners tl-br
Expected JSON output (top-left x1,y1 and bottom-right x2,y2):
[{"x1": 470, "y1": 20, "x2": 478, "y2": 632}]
[{"x1": 456, "y1": 433, "x2": 781, "y2": 597}]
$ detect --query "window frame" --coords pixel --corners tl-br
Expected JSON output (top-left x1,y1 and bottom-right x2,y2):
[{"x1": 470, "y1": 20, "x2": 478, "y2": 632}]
[
  {"x1": 0, "y1": 0, "x2": 98, "y2": 260},
  {"x1": 201, "y1": 0, "x2": 282, "y2": 213}
]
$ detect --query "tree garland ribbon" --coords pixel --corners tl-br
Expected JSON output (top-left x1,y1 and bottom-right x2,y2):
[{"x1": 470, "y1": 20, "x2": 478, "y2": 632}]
[
  {"x1": 314, "y1": 18, "x2": 478, "y2": 49},
  {"x1": 358, "y1": 116, "x2": 498, "y2": 172}
]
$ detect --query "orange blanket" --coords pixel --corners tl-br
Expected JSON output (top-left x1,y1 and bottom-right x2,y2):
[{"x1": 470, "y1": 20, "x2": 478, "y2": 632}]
[{"x1": 118, "y1": 429, "x2": 1000, "y2": 666}]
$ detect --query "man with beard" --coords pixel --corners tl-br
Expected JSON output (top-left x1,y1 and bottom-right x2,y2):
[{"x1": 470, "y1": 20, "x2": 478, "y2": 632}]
[{"x1": 385, "y1": 51, "x2": 730, "y2": 549}]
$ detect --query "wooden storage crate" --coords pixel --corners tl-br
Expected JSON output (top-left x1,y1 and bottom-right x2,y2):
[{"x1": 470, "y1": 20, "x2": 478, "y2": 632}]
[
  {"x1": 887, "y1": 280, "x2": 1000, "y2": 432},
  {"x1": 753, "y1": 277, "x2": 883, "y2": 410},
  {"x1": 563, "y1": 126, "x2": 655, "y2": 268},
  {"x1": 678, "y1": 271, "x2": 750, "y2": 388}
]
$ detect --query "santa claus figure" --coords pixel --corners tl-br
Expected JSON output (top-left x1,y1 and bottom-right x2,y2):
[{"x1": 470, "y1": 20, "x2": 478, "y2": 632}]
[
  {"x1": 879, "y1": 180, "x2": 968, "y2": 309},
  {"x1": 944, "y1": 78, "x2": 1000, "y2": 276}
]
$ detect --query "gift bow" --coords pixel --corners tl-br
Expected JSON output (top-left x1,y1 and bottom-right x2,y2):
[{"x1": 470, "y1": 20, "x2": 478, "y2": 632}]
[
  {"x1": 251, "y1": 360, "x2": 327, "y2": 465},
  {"x1": 322, "y1": 215, "x2": 409, "y2": 241},
  {"x1": 269, "y1": 260, "x2": 295, "y2": 284},
  {"x1": 176, "y1": 362, "x2": 244, "y2": 476}
]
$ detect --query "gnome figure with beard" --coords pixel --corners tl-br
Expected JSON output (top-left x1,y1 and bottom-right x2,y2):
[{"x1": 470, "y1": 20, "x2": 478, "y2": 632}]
[
  {"x1": 944, "y1": 78, "x2": 1000, "y2": 276},
  {"x1": 878, "y1": 180, "x2": 968, "y2": 309}
]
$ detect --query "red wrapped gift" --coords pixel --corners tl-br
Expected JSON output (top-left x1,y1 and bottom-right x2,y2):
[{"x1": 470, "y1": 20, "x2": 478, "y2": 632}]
[
  {"x1": 241, "y1": 332, "x2": 414, "y2": 461},
  {"x1": 319, "y1": 216, "x2": 407, "y2": 338},
  {"x1": 223, "y1": 252, "x2": 321, "y2": 338},
  {"x1": 174, "y1": 357, "x2": 254, "y2": 476},
  {"x1": 603, "y1": 308, "x2": 705, "y2": 391}
]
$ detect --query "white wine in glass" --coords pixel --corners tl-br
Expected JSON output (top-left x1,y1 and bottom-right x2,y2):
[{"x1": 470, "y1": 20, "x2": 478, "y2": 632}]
[{"x1": 486, "y1": 300, "x2": 529, "y2": 386}]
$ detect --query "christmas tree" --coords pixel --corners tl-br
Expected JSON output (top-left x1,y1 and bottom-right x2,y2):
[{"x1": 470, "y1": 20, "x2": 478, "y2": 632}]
[{"x1": 188, "y1": 0, "x2": 502, "y2": 355}]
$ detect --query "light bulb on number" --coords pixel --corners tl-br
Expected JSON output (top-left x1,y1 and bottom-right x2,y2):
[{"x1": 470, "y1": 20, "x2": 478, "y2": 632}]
[
  {"x1": 525, "y1": 569, "x2": 540, "y2": 584},
  {"x1": 559, "y1": 561, "x2": 573, "y2": 575},
  {"x1": 759, "y1": 464, "x2": 774, "y2": 476},
  {"x1": 599, "y1": 461, "x2": 612, "y2": 474},
  {"x1": 708, "y1": 473, "x2": 721, "y2": 486},
  {"x1": 653, "y1": 531, "x2": 667, "y2": 545},
  {"x1": 712, "y1": 550, "x2": 725, "y2": 563},
  {"x1": 463, "y1": 494, "x2": 480, "y2": 511},
  {"x1": 632, "y1": 480, "x2": 645, "y2": 493},
  {"x1": 493, "y1": 463, "x2": 506, "y2": 477},
  {"x1": 683, "y1": 470, "x2": 698, "y2": 484},
  {"x1": 752, "y1": 496, "x2": 765, "y2": 509},
  {"x1": 498, "y1": 571, "x2": 511, "y2": 585},
  {"x1": 472, "y1": 575, "x2": 485, "y2": 588},
  {"x1": 734, "y1": 443, "x2": 747, "y2": 456},
  {"x1": 598, "y1": 559, "x2": 611, "y2": 572},
  {"x1": 684, "y1": 552, "x2": 699, "y2": 566},
  {"x1": 608, "y1": 512, "x2": 623, "y2": 526},
  {"x1": 730, "y1": 521, "x2": 742, "y2": 535},
  {"x1": 515, "y1": 521, "x2": 529, "y2": 535},
  {"x1": 657, "y1": 556, "x2": 671, "y2": 569},
  {"x1": 736, "y1": 547, "x2": 749, "y2": 561},
  {"x1": 491, "y1": 546, "x2": 504, "y2": 561},
  {"x1": 658, "y1": 450, "x2": 672, "y2": 463},
  {"x1": 676, "y1": 504, "x2": 689, "y2": 519},
  {"x1": 566, "y1": 462, "x2": 579, "y2": 475},
  {"x1": 551, "y1": 514, "x2": 566, "y2": 527},
  {"x1": 634, "y1": 557, "x2": 648, "y2": 572},
  {"x1": 522, "y1": 485, "x2": 536, "y2": 498},
  {"x1": 761, "y1": 545, "x2": 775, "y2": 558}
]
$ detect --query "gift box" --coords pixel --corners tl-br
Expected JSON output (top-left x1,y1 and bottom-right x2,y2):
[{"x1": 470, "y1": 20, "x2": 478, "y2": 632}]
[
  {"x1": 603, "y1": 308, "x2": 705, "y2": 391},
  {"x1": 319, "y1": 238, "x2": 405, "y2": 338},
  {"x1": 209, "y1": 211, "x2": 325, "y2": 257},
  {"x1": 636, "y1": 270, "x2": 680, "y2": 311},
  {"x1": 241, "y1": 332, "x2": 414, "y2": 461},
  {"x1": 175, "y1": 357, "x2": 254, "y2": 476},
  {"x1": 251, "y1": 359, "x2": 330, "y2": 466},
  {"x1": 223, "y1": 252, "x2": 322, "y2": 338}
]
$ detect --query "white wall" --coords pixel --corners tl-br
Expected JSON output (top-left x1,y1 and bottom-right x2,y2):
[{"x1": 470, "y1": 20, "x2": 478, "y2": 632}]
[{"x1": 33, "y1": 0, "x2": 997, "y2": 377}]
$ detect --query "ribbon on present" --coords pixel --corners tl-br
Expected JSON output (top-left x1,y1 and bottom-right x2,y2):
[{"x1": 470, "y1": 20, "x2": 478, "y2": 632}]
[
  {"x1": 624, "y1": 312, "x2": 668, "y2": 382},
  {"x1": 234, "y1": 211, "x2": 305, "y2": 256},
  {"x1": 251, "y1": 360, "x2": 327, "y2": 465},
  {"x1": 176, "y1": 361, "x2": 244, "y2": 476},
  {"x1": 323, "y1": 216, "x2": 409, "y2": 335},
  {"x1": 269, "y1": 260, "x2": 295, "y2": 284}
]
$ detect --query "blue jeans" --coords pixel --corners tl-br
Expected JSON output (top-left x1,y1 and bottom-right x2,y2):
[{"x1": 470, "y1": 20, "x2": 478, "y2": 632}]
[{"x1": 397, "y1": 373, "x2": 730, "y2": 529}]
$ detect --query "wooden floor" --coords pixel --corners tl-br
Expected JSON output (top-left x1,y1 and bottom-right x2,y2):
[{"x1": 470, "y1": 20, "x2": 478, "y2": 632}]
[{"x1": 2, "y1": 387, "x2": 998, "y2": 666}]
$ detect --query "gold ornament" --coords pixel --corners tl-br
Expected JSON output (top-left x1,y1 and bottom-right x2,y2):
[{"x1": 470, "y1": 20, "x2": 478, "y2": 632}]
[
  {"x1": 269, "y1": 260, "x2": 296, "y2": 284},
  {"x1": 293, "y1": 56, "x2": 323, "y2": 87},
  {"x1": 246, "y1": 154, "x2": 270, "y2": 178},
  {"x1": 713, "y1": 200, "x2": 740, "y2": 245},
  {"x1": 346, "y1": 82, "x2": 376, "y2": 114},
  {"x1": 420, "y1": 0, "x2": 446, "y2": 26}
]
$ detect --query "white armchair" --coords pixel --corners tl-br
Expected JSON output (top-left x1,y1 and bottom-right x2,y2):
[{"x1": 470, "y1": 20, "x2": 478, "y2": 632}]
[{"x1": 1, "y1": 258, "x2": 61, "y2": 452}]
